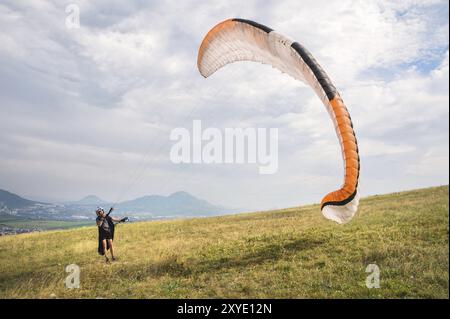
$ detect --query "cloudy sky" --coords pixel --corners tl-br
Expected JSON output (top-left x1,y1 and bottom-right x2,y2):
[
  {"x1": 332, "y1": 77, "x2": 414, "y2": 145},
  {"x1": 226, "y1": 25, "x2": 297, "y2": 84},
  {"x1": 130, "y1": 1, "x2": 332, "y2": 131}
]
[{"x1": 0, "y1": 0, "x2": 448, "y2": 210}]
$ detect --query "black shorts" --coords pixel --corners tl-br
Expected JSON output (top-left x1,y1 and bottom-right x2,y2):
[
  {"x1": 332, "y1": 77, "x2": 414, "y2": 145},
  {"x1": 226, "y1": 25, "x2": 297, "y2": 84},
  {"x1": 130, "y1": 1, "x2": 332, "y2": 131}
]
[{"x1": 99, "y1": 228, "x2": 112, "y2": 240}]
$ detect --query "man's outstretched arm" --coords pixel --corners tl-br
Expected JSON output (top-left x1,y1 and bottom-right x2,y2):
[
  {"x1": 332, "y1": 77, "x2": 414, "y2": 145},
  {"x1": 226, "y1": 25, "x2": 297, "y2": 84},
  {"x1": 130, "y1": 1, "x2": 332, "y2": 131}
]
[{"x1": 111, "y1": 216, "x2": 128, "y2": 223}]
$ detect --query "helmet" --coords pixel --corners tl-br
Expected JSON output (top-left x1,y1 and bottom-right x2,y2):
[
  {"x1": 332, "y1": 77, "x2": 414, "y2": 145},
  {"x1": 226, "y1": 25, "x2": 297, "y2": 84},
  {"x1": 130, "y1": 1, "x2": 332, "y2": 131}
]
[{"x1": 95, "y1": 207, "x2": 104, "y2": 214}]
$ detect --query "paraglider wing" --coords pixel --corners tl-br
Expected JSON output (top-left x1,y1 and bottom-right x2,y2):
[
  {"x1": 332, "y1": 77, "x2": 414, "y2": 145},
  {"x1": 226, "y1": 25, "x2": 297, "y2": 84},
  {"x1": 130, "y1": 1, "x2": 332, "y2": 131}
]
[{"x1": 197, "y1": 18, "x2": 360, "y2": 224}]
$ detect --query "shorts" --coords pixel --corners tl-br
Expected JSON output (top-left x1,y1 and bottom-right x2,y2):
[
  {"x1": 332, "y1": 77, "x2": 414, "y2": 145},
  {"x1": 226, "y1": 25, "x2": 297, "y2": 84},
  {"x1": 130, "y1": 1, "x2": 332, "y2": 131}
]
[{"x1": 99, "y1": 228, "x2": 112, "y2": 240}]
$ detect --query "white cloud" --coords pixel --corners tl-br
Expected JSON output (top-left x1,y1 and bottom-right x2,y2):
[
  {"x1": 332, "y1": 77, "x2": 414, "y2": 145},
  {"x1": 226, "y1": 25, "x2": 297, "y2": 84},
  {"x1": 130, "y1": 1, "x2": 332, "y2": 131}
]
[
  {"x1": 407, "y1": 146, "x2": 449, "y2": 176},
  {"x1": 359, "y1": 138, "x2": 416, "y2": 157},
  {"x1": 0, "y1": 0, "x2": 448, "y2": 209}
]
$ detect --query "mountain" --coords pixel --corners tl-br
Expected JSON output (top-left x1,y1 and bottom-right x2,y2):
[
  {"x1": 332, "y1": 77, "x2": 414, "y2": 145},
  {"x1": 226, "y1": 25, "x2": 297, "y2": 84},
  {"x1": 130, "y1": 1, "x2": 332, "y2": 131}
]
[
  {"x1": 0, "y1": 189, "x2": 232, "y2": 221},
  {"x1": 116, "y1": 191, "x2": 230, "y2": 217},
  {"x1": 0, "y1": 189, "x2": 44, "y2": 209},
  {"x1": 71, "y1": 195, "x2": 108, "y2": 205}
]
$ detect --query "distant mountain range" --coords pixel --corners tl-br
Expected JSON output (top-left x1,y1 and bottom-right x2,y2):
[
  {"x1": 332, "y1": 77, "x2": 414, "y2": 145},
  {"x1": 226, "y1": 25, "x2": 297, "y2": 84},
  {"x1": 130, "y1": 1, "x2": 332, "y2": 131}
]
[
  {"x1": 115, "y1": 191, "x2": 228, "y2": 217},
  {"x1": 0, "y1": 189, "x2": 45, "y2": 209},
  {"x1": 0, "y1": 189, "x2": 233, "y2": 221}
]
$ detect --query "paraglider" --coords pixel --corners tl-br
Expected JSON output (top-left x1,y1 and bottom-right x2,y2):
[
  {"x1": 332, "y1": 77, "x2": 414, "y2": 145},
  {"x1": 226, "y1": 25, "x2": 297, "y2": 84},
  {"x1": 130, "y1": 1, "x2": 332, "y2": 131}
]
[
  {"x1": 96, "y1": 207, "x2": 129, "y2": 263},
  {"x1": 197, "y1": 18, "x2": 360, "y2": 224}
]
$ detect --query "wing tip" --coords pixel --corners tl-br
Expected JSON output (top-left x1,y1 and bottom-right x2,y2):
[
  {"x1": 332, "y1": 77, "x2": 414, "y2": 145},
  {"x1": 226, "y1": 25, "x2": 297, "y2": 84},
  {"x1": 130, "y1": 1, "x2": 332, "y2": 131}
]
[
  {"x1": 321, "y1": 190, "x2": 360, "y2": 224},
  {"x1": 197, "y1": 18, "x2": 236, "y2": 77}
]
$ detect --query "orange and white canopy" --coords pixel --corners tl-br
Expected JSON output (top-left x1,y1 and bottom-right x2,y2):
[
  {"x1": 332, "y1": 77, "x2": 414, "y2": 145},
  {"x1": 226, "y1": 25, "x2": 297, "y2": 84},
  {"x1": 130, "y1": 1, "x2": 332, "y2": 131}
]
[{"x1": 197, "y1": 18, "x2": 360, "y2": 224}]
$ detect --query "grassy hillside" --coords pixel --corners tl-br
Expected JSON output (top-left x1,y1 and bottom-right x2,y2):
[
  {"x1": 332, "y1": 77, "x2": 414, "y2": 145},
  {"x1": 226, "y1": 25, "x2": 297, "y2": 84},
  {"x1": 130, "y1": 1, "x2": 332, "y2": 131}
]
[
  {"x1": 0, "y1": 186, "x2": 448, "y2": 299},
  {"x1": 0, "y1": 217, "x2": 92, "y2": 230}
]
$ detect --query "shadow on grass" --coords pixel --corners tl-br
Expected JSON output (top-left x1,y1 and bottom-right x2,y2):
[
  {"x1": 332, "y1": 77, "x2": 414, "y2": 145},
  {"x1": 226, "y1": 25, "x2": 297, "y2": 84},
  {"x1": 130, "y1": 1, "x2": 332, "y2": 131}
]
[
  {"x1": 198, "y1": 237, "x2": 325, "y2": 272},
  {"x1": 124, "y1": 237, "x2": 325, "y2": 279},
  {"x1": 0, "y1": 237, "x2": 325, "y2": 292}
]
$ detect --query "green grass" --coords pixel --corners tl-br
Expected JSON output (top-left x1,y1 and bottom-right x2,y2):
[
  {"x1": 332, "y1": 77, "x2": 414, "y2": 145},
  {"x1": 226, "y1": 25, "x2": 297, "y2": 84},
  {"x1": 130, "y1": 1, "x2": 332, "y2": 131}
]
[
  {"x1": 0, "y1": 186, "x2": 448, "y2": 299},
  {"x1": 0, "y1": 218, "x2": 92, "y2": 230}
]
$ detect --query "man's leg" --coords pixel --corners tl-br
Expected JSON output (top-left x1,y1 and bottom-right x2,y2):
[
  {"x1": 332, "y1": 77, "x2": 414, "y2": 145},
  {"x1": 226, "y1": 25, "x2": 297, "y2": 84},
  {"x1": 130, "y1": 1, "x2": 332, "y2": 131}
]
[
  {"x1": 108, "y1": 239, "x2": 115, "y2": 260},
  {"x1": 102, "y1": 239, "x2": 109, "y2": 262}
]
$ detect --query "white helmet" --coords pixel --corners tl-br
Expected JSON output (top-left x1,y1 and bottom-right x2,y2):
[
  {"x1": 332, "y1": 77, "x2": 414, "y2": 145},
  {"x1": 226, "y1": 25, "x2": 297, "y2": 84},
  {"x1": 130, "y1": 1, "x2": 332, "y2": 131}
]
[{"x1": 95, "y1": 207, "x2": 104, "y2": 214}]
